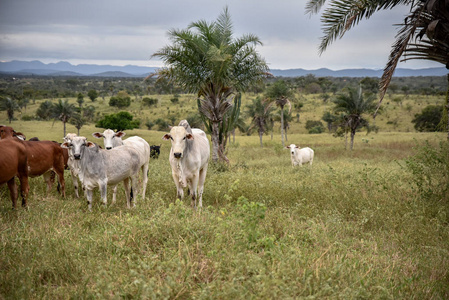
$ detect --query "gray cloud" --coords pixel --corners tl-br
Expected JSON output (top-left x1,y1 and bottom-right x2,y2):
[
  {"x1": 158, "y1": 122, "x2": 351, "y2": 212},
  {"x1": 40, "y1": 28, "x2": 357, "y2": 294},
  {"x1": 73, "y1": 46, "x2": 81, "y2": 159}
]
[{"x1": 0, "y1": 0, "x2": 442, "y2": 70}]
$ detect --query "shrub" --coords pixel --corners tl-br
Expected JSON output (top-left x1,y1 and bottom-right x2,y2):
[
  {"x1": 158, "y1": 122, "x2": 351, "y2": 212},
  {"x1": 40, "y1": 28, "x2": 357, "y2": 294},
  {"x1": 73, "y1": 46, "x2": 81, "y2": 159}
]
[
  {"x1": 305, "y1": 120, "x2": 325, "y2": 134},
  {"x1": 143, "y1": 97, "x2": 158, "y2": 107},
  {"x1": 95, "y1": 111, "x2": 140, "y2": 131},
  {"x1": 412, "y1": 105, "x2": 444, "y2": 132},
  {"x1": 21, "y1": 114, "x2": 35, "y2": 121},
  {"x1": 109, "y1": 91, "x2": 131, "y2": 108}
]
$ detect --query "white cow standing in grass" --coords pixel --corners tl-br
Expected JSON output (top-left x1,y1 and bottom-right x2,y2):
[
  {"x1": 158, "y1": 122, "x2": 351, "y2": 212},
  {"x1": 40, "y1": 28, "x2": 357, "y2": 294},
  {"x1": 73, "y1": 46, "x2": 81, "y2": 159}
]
[
  {"x1": 61, "y1": 136, "x2": 141, "y2": 211},
  {"x1": 163, "y1": 120, "x2": 210, "y2": 209},
  {"x1": 92, "y1": 129, "x2": 150, "y2": 202},
  {"x1": 63, "y1": 133, "x2": 82, "y2": 197},
  {"x1": 286, "y1": 144, "x2": 314, "y2": 167}
]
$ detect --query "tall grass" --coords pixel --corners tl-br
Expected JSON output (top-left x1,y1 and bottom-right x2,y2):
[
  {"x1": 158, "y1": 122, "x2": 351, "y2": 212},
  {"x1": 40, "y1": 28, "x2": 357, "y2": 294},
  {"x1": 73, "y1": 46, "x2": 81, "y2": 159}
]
[{"x1": 1, "y1": 132, "x2": 448, "y2": 299}]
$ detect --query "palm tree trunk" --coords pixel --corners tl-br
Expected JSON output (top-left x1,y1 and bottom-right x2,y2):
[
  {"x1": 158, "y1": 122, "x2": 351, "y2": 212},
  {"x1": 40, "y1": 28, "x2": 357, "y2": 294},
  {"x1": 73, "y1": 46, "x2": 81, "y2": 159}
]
[
  {"x1": 280, "y1": 107, "x2": 285, "y2": 147},
  {"x1": 259, "y1": 131, "x2": 263, "y2": 148},
  {"x1": 63, "y1": 121, "x2": 66, "y2": 137},
  {"x1": 211, "y1": 121, "x2": 220, "y2": 162},
  {"x1": 350, "y1": 129, "x2": 356, "y2": 150}
]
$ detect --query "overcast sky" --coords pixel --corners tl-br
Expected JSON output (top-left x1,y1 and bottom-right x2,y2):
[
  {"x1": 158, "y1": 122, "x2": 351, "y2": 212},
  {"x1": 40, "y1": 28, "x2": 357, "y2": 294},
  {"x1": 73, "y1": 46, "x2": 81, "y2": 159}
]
[{"x1": 0, "y1": 0, "x2": 443, "y2": 70}]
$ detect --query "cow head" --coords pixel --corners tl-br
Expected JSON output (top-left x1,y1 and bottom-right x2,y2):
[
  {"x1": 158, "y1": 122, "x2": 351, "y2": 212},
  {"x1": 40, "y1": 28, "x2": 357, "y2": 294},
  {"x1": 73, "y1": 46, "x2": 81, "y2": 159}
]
[
  {"x1": 286, "y1": 144, "x2": 299, "y2": 155},
  {"x1": 0, "y1": 125, "x2": 26, "y2": 140},
  {"x1": 162, "y1": 126, "x2": 193, "y2": 159},
  {"x1": 92, "y1": 129, "x2": 125, "y2": 150},
  {"x1": 63, "y1": 133, "x2": 78, "y2": 143},
  {"x1": 61, "y1": 136, "x2": 95, "y2": 160}
]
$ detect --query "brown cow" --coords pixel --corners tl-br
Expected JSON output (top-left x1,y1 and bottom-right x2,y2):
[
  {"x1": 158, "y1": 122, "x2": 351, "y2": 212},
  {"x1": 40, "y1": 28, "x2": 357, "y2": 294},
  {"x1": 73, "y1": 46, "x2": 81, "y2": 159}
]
[
  {"x1": 0, "y1": 126, "x2": 66, "y2": 197},
  {"x1": 0, "y1": 137, "x2": 29, "y2": 209}
]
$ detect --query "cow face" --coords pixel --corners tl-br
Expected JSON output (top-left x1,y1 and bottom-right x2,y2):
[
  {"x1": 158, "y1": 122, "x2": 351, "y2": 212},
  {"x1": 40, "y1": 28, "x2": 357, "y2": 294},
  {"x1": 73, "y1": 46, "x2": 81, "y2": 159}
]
[
  {"x1": 162, "y1": 126, "x2": 193, "y2": 159},
  {"x1": 0, "y1": 125, "x2": 26, "y2": 140},
  {"x1": 92, "y1": 129, "x2": 125, "y2": 150},
  {"x1": 286, "y1": 144, "x2": 299, "y2": 155},
  {"x1": 62, "y1": 136, "x2": 94, "y2": 160}
]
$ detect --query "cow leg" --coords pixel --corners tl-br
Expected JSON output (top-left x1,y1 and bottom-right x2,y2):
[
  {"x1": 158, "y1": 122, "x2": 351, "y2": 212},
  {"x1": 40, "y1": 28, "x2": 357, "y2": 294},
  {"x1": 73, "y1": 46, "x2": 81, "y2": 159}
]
[
  {"x1": 99, "y1": 182, "x2": 108, "y2": 207},
  {"x1": 172, "y1": 171, "x2": 184, "y2": 201},
  {"x1": 43, "y1": 171, "x2": 54, "y2": 195},
  {"x1": 111, "y1": 185, "x2": 118, "y2": 204},
  {"x1": 197, "y1": 165, "x2": 208, "y2": 209},
  {"x1": 70, "y1": 169, "x2": 80, "y2": 198},
  {"x1": 190, "y1": 176, "x2": 199, "y2": 209},
  {"x1": 123, "y1": 177, "x2": 131, "y2": 208},
  {"x1": 85, "y1": 189, "x2": 93, "y2": 211},
  {"x1": 7, "y1": 178, "x2": 18, "y2": 210},
  {"x1": 19, "y1": 174, "x2": 29, "y2": 208},
  {"x1": 54, "y1": 167, "x2": 66, "y2": 198},
  {"x1": 141, "y1": 162, "x2": 149, "y2": 200}
]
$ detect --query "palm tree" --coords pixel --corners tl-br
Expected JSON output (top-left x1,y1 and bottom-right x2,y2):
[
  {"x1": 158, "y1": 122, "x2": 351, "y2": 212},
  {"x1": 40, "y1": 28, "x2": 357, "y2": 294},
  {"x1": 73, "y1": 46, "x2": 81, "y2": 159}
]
[
  {"x1": 0, "y1": 96, "x2": 20, "y2": 123},
  {"x1": 70, "y1": 113, "x2": 86, "y2": 135},
  {"x1": 52, "y1": 99, "x2": 75, "y2": 137},
  {"x1": 246, "y1": 97, "x2": 275, "y2": 147},
  {"x1": 333, "y1": 87, "x2": 377, "y2": 150},
  {"x1": 306, "y1": 0, "x2": 449, "y2": 139},
  {"x1": 152, "y1": 7, "x2": 270, "y2": 162},
  {"x1": 265, "y1": 80, "x2": 293, "y2": 146}
]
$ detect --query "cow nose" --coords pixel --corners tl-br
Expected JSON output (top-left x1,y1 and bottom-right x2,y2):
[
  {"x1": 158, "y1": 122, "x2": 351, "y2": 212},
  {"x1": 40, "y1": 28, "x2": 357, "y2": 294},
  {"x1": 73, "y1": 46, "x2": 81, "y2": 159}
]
[
  {"x1": 74, "y1": 154, "x2": 81, "y2": 160},
  {"x1": 174, "y1": 152, "x2": 182, "y2": 159},
  {"x1": 106, "y1": 147, "x2": 112, "y2": 150}
]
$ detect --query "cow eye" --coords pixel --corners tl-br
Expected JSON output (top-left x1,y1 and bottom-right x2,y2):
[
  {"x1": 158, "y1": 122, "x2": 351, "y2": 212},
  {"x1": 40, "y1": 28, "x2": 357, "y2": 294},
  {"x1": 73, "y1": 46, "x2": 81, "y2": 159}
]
[{"x1": 183, "y1": 137, "x2": 186, "y2": 140}]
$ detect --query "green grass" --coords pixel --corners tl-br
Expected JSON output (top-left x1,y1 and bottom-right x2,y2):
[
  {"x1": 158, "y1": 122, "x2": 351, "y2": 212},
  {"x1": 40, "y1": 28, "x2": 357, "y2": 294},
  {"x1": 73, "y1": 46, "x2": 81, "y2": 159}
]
[
  {"x1": 1, "y1": 92, "x2": 448, "y2": 298},
  {"x1": 1, "y1": 130, "x2": 448, "y2": 299}
]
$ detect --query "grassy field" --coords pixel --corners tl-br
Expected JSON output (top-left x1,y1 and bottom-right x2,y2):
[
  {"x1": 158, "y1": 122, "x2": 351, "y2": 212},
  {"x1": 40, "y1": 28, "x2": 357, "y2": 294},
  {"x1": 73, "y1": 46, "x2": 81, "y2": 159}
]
[{"x1": 1, "y1": 92, "x2": 448, "y2": 299}]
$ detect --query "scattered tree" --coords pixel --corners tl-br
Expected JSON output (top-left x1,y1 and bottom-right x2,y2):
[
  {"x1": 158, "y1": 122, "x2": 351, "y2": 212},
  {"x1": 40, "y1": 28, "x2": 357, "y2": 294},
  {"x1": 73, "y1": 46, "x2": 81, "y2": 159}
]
[
  {"x1": 95, "y1": 111, "x2": 140, "y2": 131},
  {"x1": 51, "y1": 99, "x2": 76, "y2": 137},
  {"x1": 0, "y1": 96, "x2": 20, "y2": 123},
  {"x1": 412, "y1": 105, "x2": 444, "y2": 132},
  {"x1": 246, "y1": 97, "x2": 274, "y2": 147},
  {"x1": 87, "y1": 89, "x2": 98, "y2": 102}
]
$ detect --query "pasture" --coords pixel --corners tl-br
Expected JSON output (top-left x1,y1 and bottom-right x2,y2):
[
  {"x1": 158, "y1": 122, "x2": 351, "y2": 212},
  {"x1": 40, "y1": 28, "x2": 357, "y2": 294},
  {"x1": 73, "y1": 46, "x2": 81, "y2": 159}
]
[{"x1": 1, "y1": 91, "x2": 448, "y2": 298}]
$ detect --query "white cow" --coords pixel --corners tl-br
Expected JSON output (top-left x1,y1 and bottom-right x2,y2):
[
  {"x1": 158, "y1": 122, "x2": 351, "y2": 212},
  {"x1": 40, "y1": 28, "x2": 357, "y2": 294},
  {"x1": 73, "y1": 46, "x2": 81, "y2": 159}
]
[
  {"x1": 92, "y1": 129, "x2": 150, "y2": 202},
  {"x1": 162, "y1": 120, "x2": 210, "y2": 208},
  {"x1": 61, "y1": 136, "x2": 141, "y2": 211},
  {"x1": 63, "y1": 133, "x2": 82, "y2": 198},
  {"x1": 286, "y1": 144, "x2": 314, "y2": 167}
]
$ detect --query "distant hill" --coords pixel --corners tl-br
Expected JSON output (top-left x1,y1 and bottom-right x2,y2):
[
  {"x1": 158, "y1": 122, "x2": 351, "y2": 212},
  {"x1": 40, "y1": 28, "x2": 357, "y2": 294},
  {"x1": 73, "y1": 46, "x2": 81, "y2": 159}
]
[{"x1": 0, "y1": 60, "x2": 447, "y2": 78}]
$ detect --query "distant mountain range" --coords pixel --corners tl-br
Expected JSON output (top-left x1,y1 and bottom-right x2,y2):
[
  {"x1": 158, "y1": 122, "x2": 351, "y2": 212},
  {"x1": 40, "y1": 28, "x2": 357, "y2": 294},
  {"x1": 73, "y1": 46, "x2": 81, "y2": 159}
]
[{"x1": 0, "y1": 60, "x2": 447, "y2": 78}]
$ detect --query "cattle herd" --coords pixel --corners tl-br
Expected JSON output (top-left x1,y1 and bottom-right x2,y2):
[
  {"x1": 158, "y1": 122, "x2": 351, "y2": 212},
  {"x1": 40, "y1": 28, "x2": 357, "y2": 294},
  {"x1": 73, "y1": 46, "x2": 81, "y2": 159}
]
[{"x1": 0, "y1": 120, "x2": 314, "y2": 211}]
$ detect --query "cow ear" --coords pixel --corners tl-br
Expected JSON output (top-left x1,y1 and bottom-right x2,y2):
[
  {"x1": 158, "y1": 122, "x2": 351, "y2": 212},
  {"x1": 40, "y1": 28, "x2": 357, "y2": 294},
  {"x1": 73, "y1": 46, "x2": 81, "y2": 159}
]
[
  {"x1": 92, "y1": 132, "x2": 103, "y2": 138},
  {"x1": 15, "y1": 132, "x2": 26, "y2": 140},
  {"x1": 61, "y1": 142, "x2": 70, "y2": 148},
  {"x1": 162, "y1": 134, "x2": 171, "y2": 140},
  {"x1": 116, "y1": 131, "x2": 126, "y2": 138},
  {"x1": 186, "y1": 134, "x2": 194, "y2": 140},
  {"x1": 285, "y1": 146, "x2": 290, "y2": 149},
  {"x1": 86, "y1": 142, "x2": 96, "y2": 148}
]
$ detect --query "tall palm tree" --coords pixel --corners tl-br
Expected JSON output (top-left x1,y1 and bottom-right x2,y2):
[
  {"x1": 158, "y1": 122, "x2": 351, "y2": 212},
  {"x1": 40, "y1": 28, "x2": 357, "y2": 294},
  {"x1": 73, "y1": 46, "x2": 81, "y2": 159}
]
[
  {"x1": 52, "y1": 99, "x2": 75, "y2": 137},
  {"x1": 333, "y1": 87, "x2": 377, "y2": 150},
  {"x1": 306, "y1": 0, "x2": 449, "y2": 138},
  {"x1": 265, "y1": 80, "x2": 293, "y2": 146},
  {"x1": 246, "y1": 97, "x2": 275, "y2": 147},
  {"x1": 0, "y1": 96, "x2": 20, "y2": 123},
  {"x1": 152, "y1": 7, "x2": 270, "y2": 162}
]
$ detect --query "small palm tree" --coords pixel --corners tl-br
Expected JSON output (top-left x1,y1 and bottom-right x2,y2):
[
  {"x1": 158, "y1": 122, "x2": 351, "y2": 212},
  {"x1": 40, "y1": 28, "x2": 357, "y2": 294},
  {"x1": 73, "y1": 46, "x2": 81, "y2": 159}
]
[
  {"x1": 0, "y1": 96, "x2": 20, "y2": 123},
  {"x1": 70, "y1": 113, "x2": 86, "y2": 135},
  {"x1": 152, "y1": 7, "x2": 270, "y2": 162},
  {"x1": 52, "y1": 99, "x2": 75, "y2": 137},
  {"x1": 265, "y1": 80, "x2": 293, "y2": 146},
  {"x1": 246, "y1": 97, "x2": 275, "y2": 147},
  {"x1": 333, "y1": 87, "x2": 377, "y2": 150}
]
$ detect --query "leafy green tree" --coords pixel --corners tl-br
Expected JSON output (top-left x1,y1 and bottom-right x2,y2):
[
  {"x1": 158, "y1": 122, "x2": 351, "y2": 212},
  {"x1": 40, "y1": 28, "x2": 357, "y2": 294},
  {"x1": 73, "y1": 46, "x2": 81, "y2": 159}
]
[
  {"x1": 109, "y1": 91, "x2": 131, "y2": 108},
  {"x1": 333, "y1": 87, "x2": 377, "y2": 150},
  {"x1": 95, "y1": 111, "x2": 140, "y2": 131},
  {"x1": 152, "y1": 7, "x2": 269, "y2": 162},
  {"x1": 305, "y1": 120, "x2": 325, "y2": 134},
  {"x1": 0, "y1": 96, "x2": 20, "y2": 123},
  {"x1": 36, "y1": 100, "x2": 53, "y2": 120},
  {"x1": 51, "y1": 99, "x2": 76, "y2": 137},
  {"x1": 265, "y1": 80, "x2": 293, "y2": 146},
  {"x1": 245, "y1": 97, "x2": 274, "y2": 147},
  {"x1": 83, "y1": 105, "x2": 96, "y2": 122},
  {"x1": 87, "y1": 89, "x2": 98, "y2": 102},
  {"x1": 412, "y1": 105, "x2": 444, "y2": 132},
  {"x1": 322, "y1": 111, "x2": 338, "y2": 132}
]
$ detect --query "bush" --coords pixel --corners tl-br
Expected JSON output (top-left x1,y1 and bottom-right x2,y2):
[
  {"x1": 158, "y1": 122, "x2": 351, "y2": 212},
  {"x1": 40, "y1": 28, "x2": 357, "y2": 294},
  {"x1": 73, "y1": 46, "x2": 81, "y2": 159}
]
[
  {"x1": 155, "y1": 118, "x2": 170, "y2": 131},
  {"x1": 145, "y1": 120, "x2": 155, "y2": 130},
  {"x1": 412, "y1": 105, "x2": 444, "y2": 132},
  {"x1": 308, "y1": 126, "x2": 324, "y2": 134},
  {"x1": 109, "y1": 91, "x2": 131, "y2": 108},
  {"x1": 305, "y1": 120, "x2": 325, "y2": 134},
  {"x1": 405, "y1": 140, "x2": 449, "y2": 203},
  {"x1": 21, "y1": 114, "x2": 35, "y2": 121},
  {"x1": 143, "y1": 97, "x2": 158, "y2": 107},
  {"x1": 95, "y1": 111, "x2": 140, "y2": 131}
]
